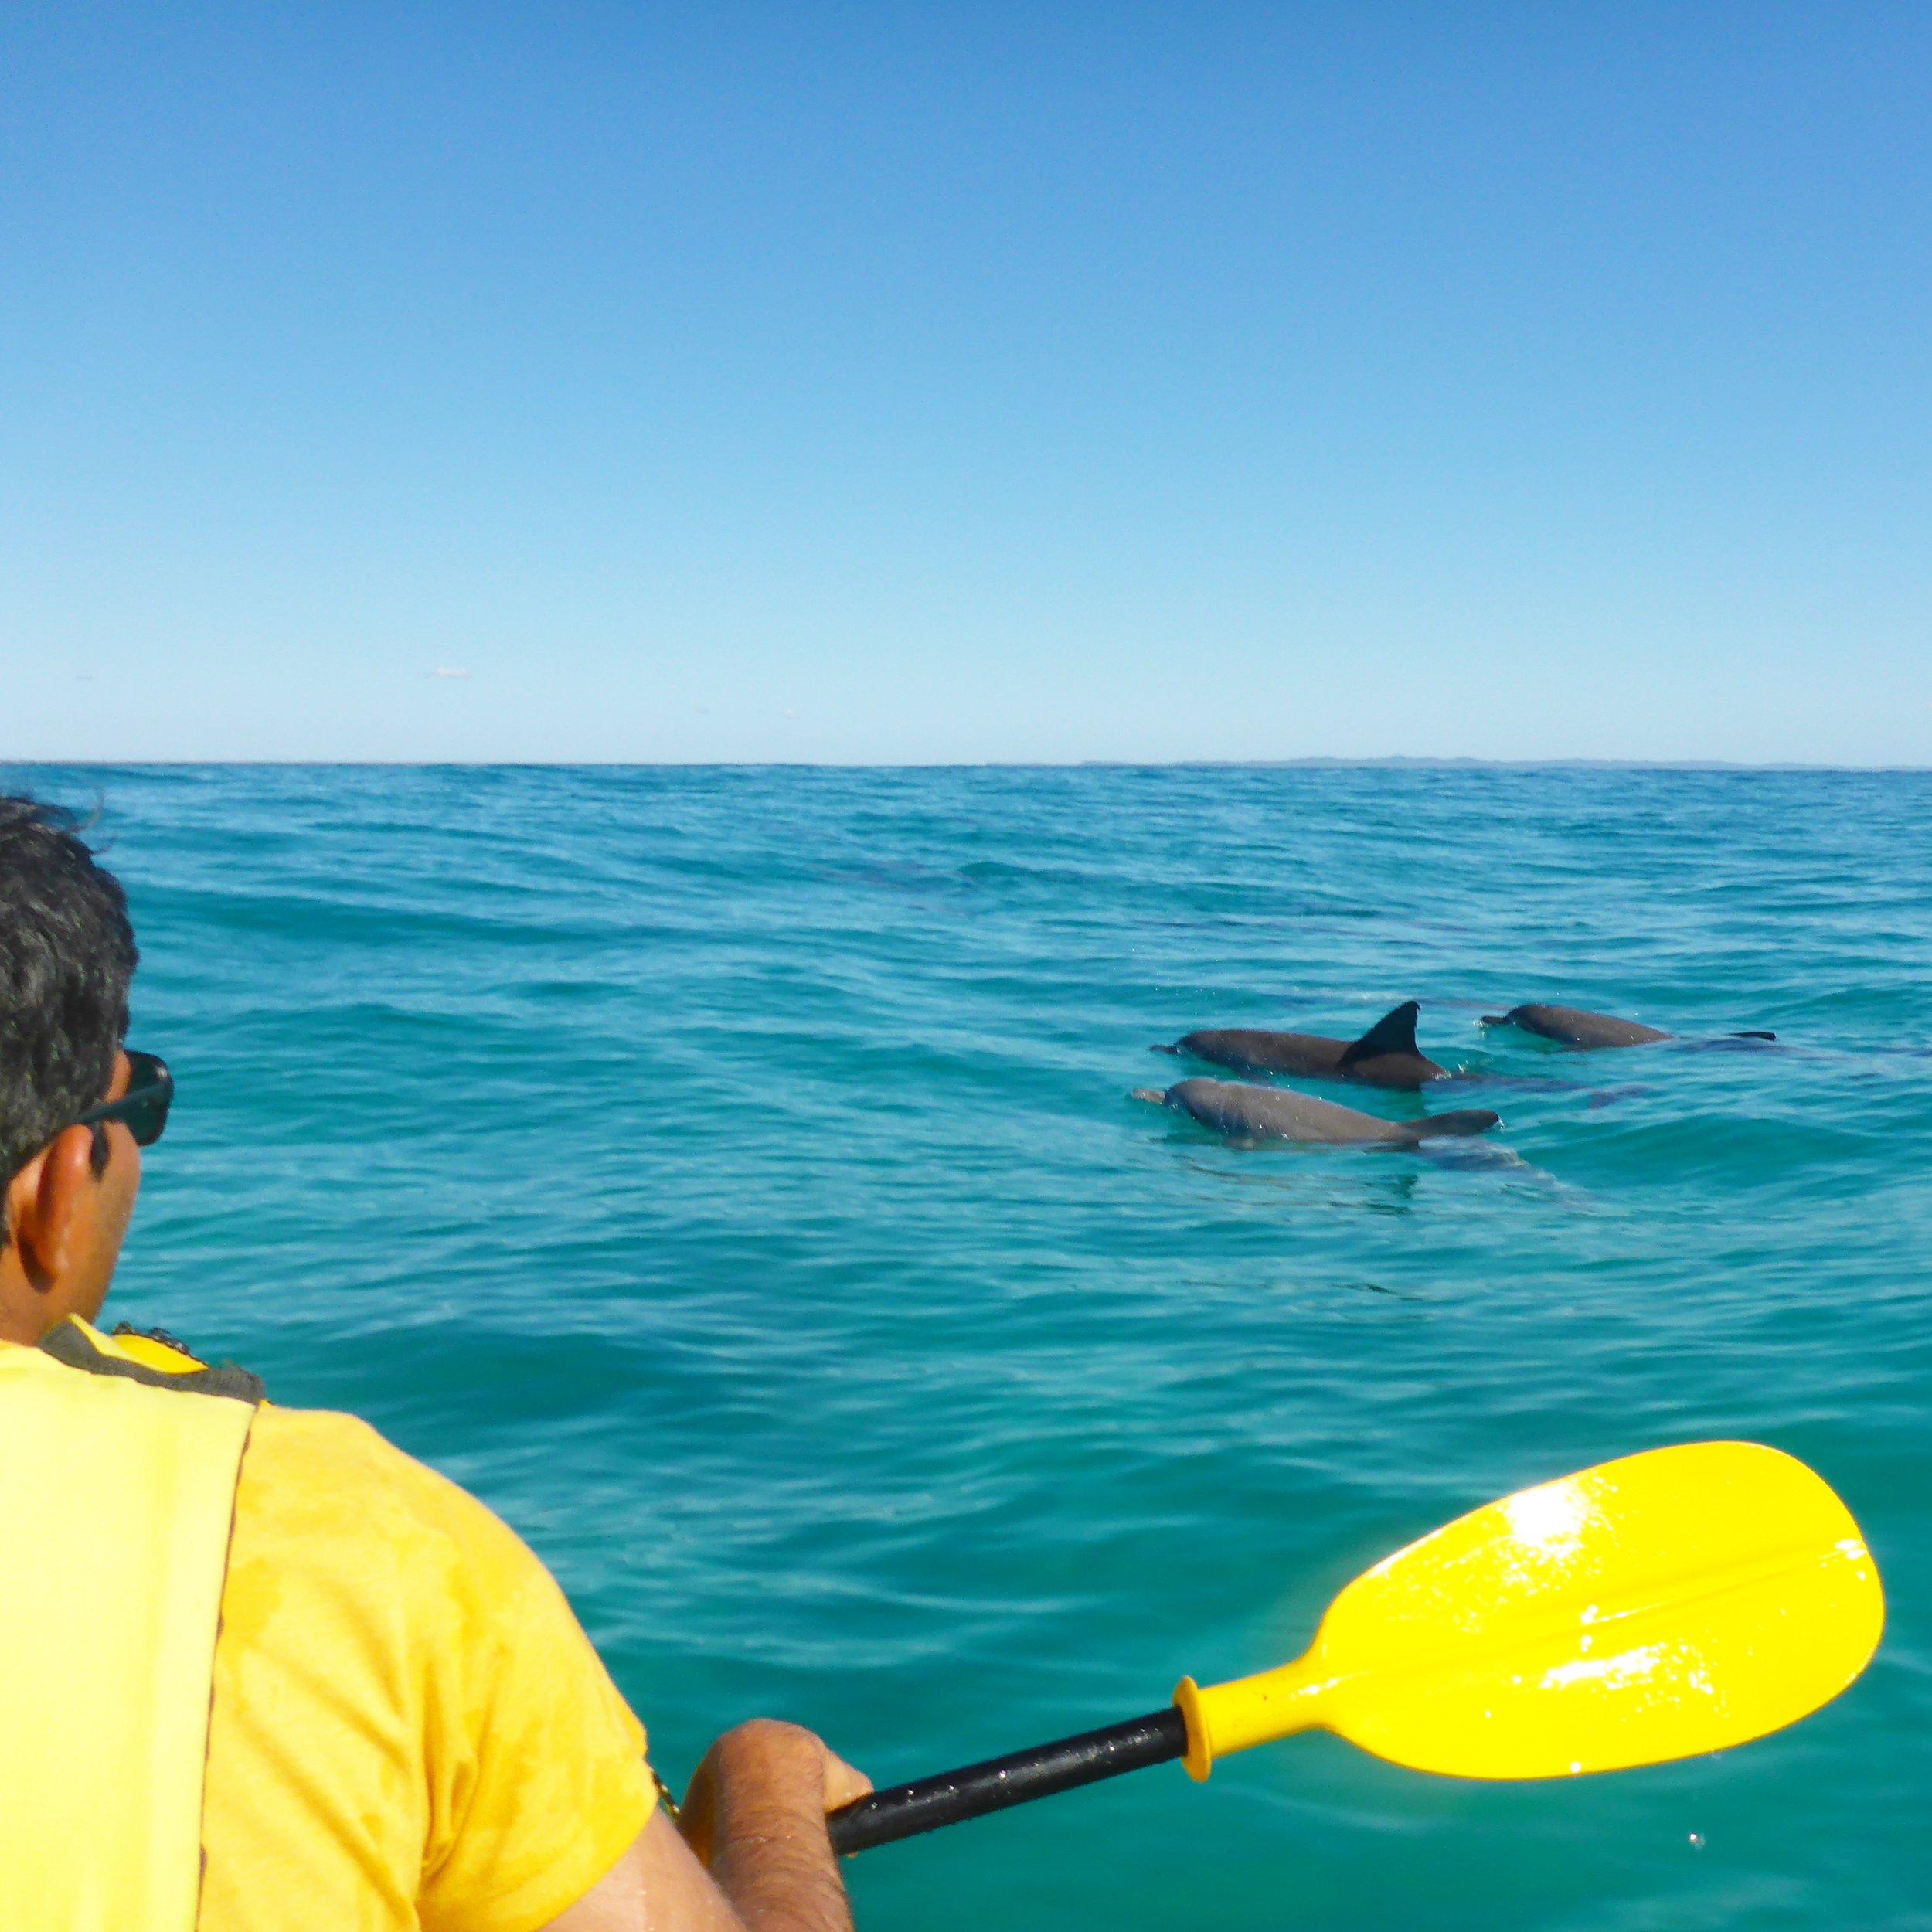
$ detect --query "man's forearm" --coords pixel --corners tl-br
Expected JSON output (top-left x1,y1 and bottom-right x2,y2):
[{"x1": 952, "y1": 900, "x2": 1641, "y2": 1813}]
[{"x1": 538, "y1": 1721, "x2": 866, "y2": 1932}]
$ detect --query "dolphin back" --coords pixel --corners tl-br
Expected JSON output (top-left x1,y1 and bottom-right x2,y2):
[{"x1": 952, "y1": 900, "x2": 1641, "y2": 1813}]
[
  {"x1": 1406, "y1": 1108, "x2": 1501, "y2": 1138},
  {"x1": 1143, "y1": 1077, "x2": 1485, "y2": 1145},
  {"x1": 1164, "y1": 1004, "x2": 1441, "y2": 1087},
  {"x1": 1483, "y1": 1004, "x2": 1670, "y2": 1048}
]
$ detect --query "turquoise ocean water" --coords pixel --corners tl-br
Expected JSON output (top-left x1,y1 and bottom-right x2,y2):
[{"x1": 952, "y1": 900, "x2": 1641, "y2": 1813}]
[{"x1": 12, "y1": 762, "x2": 1930, "y2": 1929}]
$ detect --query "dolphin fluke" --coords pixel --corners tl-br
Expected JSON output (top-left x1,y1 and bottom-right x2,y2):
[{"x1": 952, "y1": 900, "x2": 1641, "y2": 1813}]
[
  {"x1": 1339, "y1": 999, "x2": 1422, "y2": 1066},
  {"x1": 1407, "y1": 1108, "x2": 1502, "y2": 1139}
]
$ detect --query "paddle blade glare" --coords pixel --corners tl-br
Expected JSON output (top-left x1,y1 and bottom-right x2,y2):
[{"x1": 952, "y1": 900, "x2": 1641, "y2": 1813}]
[{"x1": 1175, "y1": 1441, "x2": 1882, "y2": 1781}]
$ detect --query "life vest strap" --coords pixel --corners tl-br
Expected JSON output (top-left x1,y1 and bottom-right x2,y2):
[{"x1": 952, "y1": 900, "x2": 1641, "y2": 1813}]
[{"x1": 39, "y1": 1315, "x2": 266, "y2": 1403}]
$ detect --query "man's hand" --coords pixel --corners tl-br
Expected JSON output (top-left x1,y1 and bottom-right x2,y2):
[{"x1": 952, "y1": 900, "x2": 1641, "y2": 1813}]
[
  {"x1": 543, "y1": 1723, "x2": 870, "y2": 1932},
  {"x1": 679, "y1": 1719, "x2": 872, "y2": 1874}
]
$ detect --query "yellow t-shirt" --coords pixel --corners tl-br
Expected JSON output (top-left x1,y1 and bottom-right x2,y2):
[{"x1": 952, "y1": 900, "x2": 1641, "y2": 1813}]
[{"x1": 199, "y1": 1403, "x2": 656, "y2": 1932}]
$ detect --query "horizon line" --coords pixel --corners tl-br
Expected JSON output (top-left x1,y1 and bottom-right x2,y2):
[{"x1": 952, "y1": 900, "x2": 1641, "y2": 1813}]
[{"x1": 4, "y1": 756, "x2": 1930, "y2": 775}]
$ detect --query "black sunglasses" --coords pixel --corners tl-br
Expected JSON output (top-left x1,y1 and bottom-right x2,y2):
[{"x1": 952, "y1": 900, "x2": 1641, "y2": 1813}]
[{"x1": 72, "y1": 1050, "x2": 174, "y2": 1148}]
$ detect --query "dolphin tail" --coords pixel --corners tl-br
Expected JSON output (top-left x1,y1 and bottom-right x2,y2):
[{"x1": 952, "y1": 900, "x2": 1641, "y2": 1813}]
[
  {"x1": 1340, "y1": 999, "x2": 1421, "y2": 1065},
  {"x1": 1130, "y1": 1087, "x2": 1172, "y2": 1106},
  {"x1": 1409, "y1": 1108, "x2": 1501, "y2": 1138},
  {"x1": 1733, "y1": 1030, "x2": 1777, "y2": 1041}
]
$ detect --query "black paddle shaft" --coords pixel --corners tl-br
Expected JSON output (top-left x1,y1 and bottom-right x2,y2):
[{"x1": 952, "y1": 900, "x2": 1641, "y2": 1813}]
[{"x1": 826, "y1": 1706, "x2": 1189, "y2": 1855}]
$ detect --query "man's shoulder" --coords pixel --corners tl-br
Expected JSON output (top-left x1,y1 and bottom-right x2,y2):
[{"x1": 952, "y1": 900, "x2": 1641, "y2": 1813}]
[
  {"x1": 236, "y1": 1403, "x2": 544, "y2": 1612},
  {"x1": 209, "y1": 1413, "x2": 655, "y2": 1931},
  {"x1": 246, "y1": 1401, "x2": 449, "y2": 1492}
]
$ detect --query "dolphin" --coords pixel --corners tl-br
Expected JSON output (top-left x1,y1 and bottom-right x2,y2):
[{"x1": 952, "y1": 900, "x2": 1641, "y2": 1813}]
[
  {"x1": 1157, "y1": 1000, "x2": 1447, "y2": 1090},
  {"x1": 1481, "y1": 1004, "x2": 1777, "y2": 1049},
  {"x1": 1133, "y1": 1077, "x2": 1500, "y2": 1146}
]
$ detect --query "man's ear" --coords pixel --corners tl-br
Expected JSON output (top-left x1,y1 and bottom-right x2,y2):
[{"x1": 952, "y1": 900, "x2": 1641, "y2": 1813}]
[{"x1": 5, "y1": 1125, "x2": 99, "y2": 1294}]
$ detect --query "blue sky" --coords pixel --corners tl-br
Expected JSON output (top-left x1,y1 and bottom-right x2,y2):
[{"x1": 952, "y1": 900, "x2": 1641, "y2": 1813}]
[{"x1": 4, "y1": 4, "x2": 1928, "y2": 764}]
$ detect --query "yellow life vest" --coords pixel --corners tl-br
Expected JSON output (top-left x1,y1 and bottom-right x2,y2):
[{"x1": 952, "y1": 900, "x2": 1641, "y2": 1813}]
[{"x1": 0, "y1": 1318, "x2": 261, "y2": 1932}]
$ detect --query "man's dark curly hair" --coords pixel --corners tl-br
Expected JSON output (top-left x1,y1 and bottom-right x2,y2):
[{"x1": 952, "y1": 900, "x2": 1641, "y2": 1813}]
[{"x1": 1, "y1": 797, "x2": 138, "y2": 1223}]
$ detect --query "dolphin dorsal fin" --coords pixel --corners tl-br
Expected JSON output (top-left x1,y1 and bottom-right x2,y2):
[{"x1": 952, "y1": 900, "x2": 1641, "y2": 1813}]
[{"x1": 1340, "y1": 1000, "x2": 1421, "y2": 1065}]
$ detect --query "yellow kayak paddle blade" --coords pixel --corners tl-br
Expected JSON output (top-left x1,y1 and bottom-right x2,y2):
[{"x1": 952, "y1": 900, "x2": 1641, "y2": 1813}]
[{"x1": 1175, "y1": 1440, "x2": 1883, "y2": 1781}]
